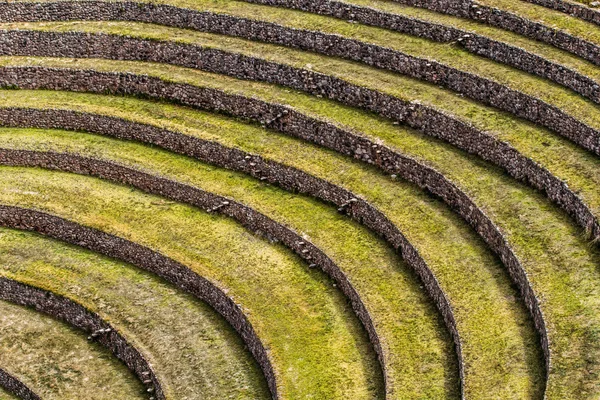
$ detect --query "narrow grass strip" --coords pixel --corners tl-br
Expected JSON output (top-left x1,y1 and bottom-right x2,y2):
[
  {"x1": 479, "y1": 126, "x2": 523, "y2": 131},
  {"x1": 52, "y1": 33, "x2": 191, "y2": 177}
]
[
  {"x1": 0, "y1": 369, "x2": 39, "y2": 400},
  {"x1": 521, "y1": 0, "x2": 600, "y2": 25},
  {"x1": 0, "y1": 278, "x2": 164, "y2": 399},
  {"x1": 0, "y1": 299, "x2": 146, "y2": 399}
]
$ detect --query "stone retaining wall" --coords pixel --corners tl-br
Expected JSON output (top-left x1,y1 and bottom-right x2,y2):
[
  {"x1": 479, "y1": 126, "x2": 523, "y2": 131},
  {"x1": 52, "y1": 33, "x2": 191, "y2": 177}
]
[
  {"x1": 0, "y1": 68, "x2": 559, "y2": 383},
  {"x1": 0, "y1": 147, "x2": 391, "y2": 396},
  {"x1": 522, "y1": 0, "x2": 600, "y2": 26},
  {"x1": 0, "y1": 31, "x2": 597, "y2": 236},
  {"x1": 0, "y1": 278, "x2": 163, "y2": 399},
  {"x1": 0, "y1": 5, "x2": 598, "y2": 154},
  {"x1": 0, "y1": 368, "x2": 39, "y2": 400},
  {"x1": 388, "y1": 0, "x2": 600, "y2": 65},
  {"x1": 243, "y1": 0, "x2": 600, "y2": 103},
  {"x1": 0, "y1": 205, "x2": 279, "y2": 399}
]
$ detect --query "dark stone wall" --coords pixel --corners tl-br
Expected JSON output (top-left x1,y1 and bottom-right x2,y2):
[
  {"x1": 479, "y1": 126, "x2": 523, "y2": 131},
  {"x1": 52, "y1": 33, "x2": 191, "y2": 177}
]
[
  {"x1": 0, "y1": 67, "x2": 559, "y2": 380},
  {"x1": 0, "y1": 278, "x2": 163, "y2": 399},
  {"x1": 0, "y1": 368, "x2": 39, "y2": 400},
  {"x1": 521, "y1": 0, "x2": 600, "y2": 26},
  {"x1": 0, "y1": 147, "x2": 391, "y2": 395},
  {"x1": 0, "y1": 4, "x2": 597, "y2": 154},
  {"x1": 388, "y1": 0, "x2": 600, "y2": 65},
  {"x1": 242, "y1": 0, "x2": 600, "y2": 103},
  {"x1": 0, "y1": 205, "x2": 279, "y2": 399},
  {"x1": 0, "y1": 32, "x2": 596, "y2": 236}
]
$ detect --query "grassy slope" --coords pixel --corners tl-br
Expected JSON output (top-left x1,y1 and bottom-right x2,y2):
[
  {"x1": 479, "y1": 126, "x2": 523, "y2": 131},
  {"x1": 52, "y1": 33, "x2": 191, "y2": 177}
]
[
  {"x1": 6, "y1": 11, "x2": 600, "y2": 133},
  {"x1": 343, "y1": 0, "x2": 600, "y2": 82},
  {"x1": 0, "y1": 388, "x2": 18, "y2": 400},
  {"x1": 0, "y1": 132, "x2": 458, "y2": 399},
  {"x1": 0, "y1": 300, "x2": 146, "y2": 399},
  {"x1": 0, "y1": 106, "x2": 541, "y2": 399},
  {"x1": 0, "y1": 76, "x2": 595, "y2": 396},
  {"x1": 0, "y1": 6, "x2": 596, "y2": 399},
  {"x1": 0, "y1": 229, "x2": 270, "y2": 399},
  {"x1": 0, "y1": 166, "x2": 382, "y2": 400},
  {"x1": 472, "y1": 0, "x2": 600, "y2": 44},
  {"x1": 3, "y1": 22, "x2": 599, "y2": 223}
]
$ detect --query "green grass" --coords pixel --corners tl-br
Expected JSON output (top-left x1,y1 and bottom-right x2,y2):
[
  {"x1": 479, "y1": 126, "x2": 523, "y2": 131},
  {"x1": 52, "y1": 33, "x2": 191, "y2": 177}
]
[
  {"x1": 0, "y1": 71, "x2": 594, "y2": 396},
  {"x1": 0, "y1": 165, "x2": 382, "y2": 400},
  {"x1": 5, "y1": 14, "x2": 600, "y2": 134},
  {"x1": 0, "y1": 126, "x2": 459, "y2": 399},
  {"x1": 0, "y1": 388, "x2": 18, "y2": 400},
  {"x1": 0, "y1": 104, "x2": 543, "y2": 398},
  {"x1": 472, "y1": 0, "x2": 600, "y2": 44},
  {"x1": 0, "y1": 6, "x2": 596, "y2": 399},
  {"x1": 343, "y1": 0, "x2": 600, "y2": 82},
  {"x1": 2, "y1": 22, "x2": 599, "y2": 220},
  {"x1": 0, "y1": 299, "x2": 146, "y2": 399},
  {"x1": 0, "y1": 228, "x2": 270, "y2": 399}
]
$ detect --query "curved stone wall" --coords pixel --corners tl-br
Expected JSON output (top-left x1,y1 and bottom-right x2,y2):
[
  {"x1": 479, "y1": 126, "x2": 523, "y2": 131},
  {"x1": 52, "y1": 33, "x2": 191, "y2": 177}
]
[
  {"x1": 387, "y1": 0, "x2": 600, "y2": 65},
  {"x1": 0, "y1": 108, "x2": 470, "y2": 393},
  {"x1": 521, "y1": 0, "x2": 600, "y2": 26},
  {"x1": 0, "y1": 148, "x2": 391, "y2": 396},
  {"x1": 242, "y1": 0, "x2": 600, "y2": 103},
  {"x1": 0, "y1": 7, "x2": 598, "y2": 154},
  {"x1": 0, "y1": 205, "x2": 279, "y2": 399},
  {"x1": 0, "y1": 368, "x2": 40, "y2": 400},
  {"x1": 0, "y1": 69, "x2": 559, "y2": 383},
  {"x1": 0, "y1": 278, "x2": 164, "y2": 399},
  {"x1": 0, "y1": 34, "x2": 596, "y2": 235},
  {"x1": 0, "y1": 31, "x2": 597, "y2": 236}
]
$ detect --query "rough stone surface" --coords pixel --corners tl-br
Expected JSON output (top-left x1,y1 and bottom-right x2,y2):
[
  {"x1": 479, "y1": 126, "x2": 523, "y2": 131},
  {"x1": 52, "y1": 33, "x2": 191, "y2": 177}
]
[
  {"x1": 0, "y1": 205, "x2": 278, "y2": 399},
  {"x1": 0, "y1": 4, "x2": 597, "y2": 154},
  {"x1": 0, "y1": 368, "x2": 39, "y2": 400},
  {"x1": 522, "y1": 0, "x2": 600, "y2": 26},
  {"x1": 0, "y1": 278, "x2": 163, "y2": 400}
]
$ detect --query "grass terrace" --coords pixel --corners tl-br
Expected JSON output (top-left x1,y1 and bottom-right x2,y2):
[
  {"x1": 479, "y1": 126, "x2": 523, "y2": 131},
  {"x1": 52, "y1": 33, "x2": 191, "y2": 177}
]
[
  {"x1": 0, "y1": 300, "x2": 146, "y2": 399},
  {"x1": 1, "y1": 24, "x2": 598, "y2": 218},
  {"x1": 0, "y1": 1, "x2": 597, "y2": 399},
  {"x1": 0, "y1": 95, "x2": 546, "y2": 398},
  {"x1": 0, "y1": 228, "x2": 271, "y2": 399},
  {"x1": 0, "y1": 165, "x2": 384, "y2": 400}
]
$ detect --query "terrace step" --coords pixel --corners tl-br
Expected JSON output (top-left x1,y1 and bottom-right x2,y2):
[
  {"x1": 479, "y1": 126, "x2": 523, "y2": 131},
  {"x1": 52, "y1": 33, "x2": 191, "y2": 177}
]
[
  {"x1": 0, "y1": 300, "x2": 146, "y2": 399},
  {"x1": 0, "y1": 228, "x2": 271, "y2": 399}
]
